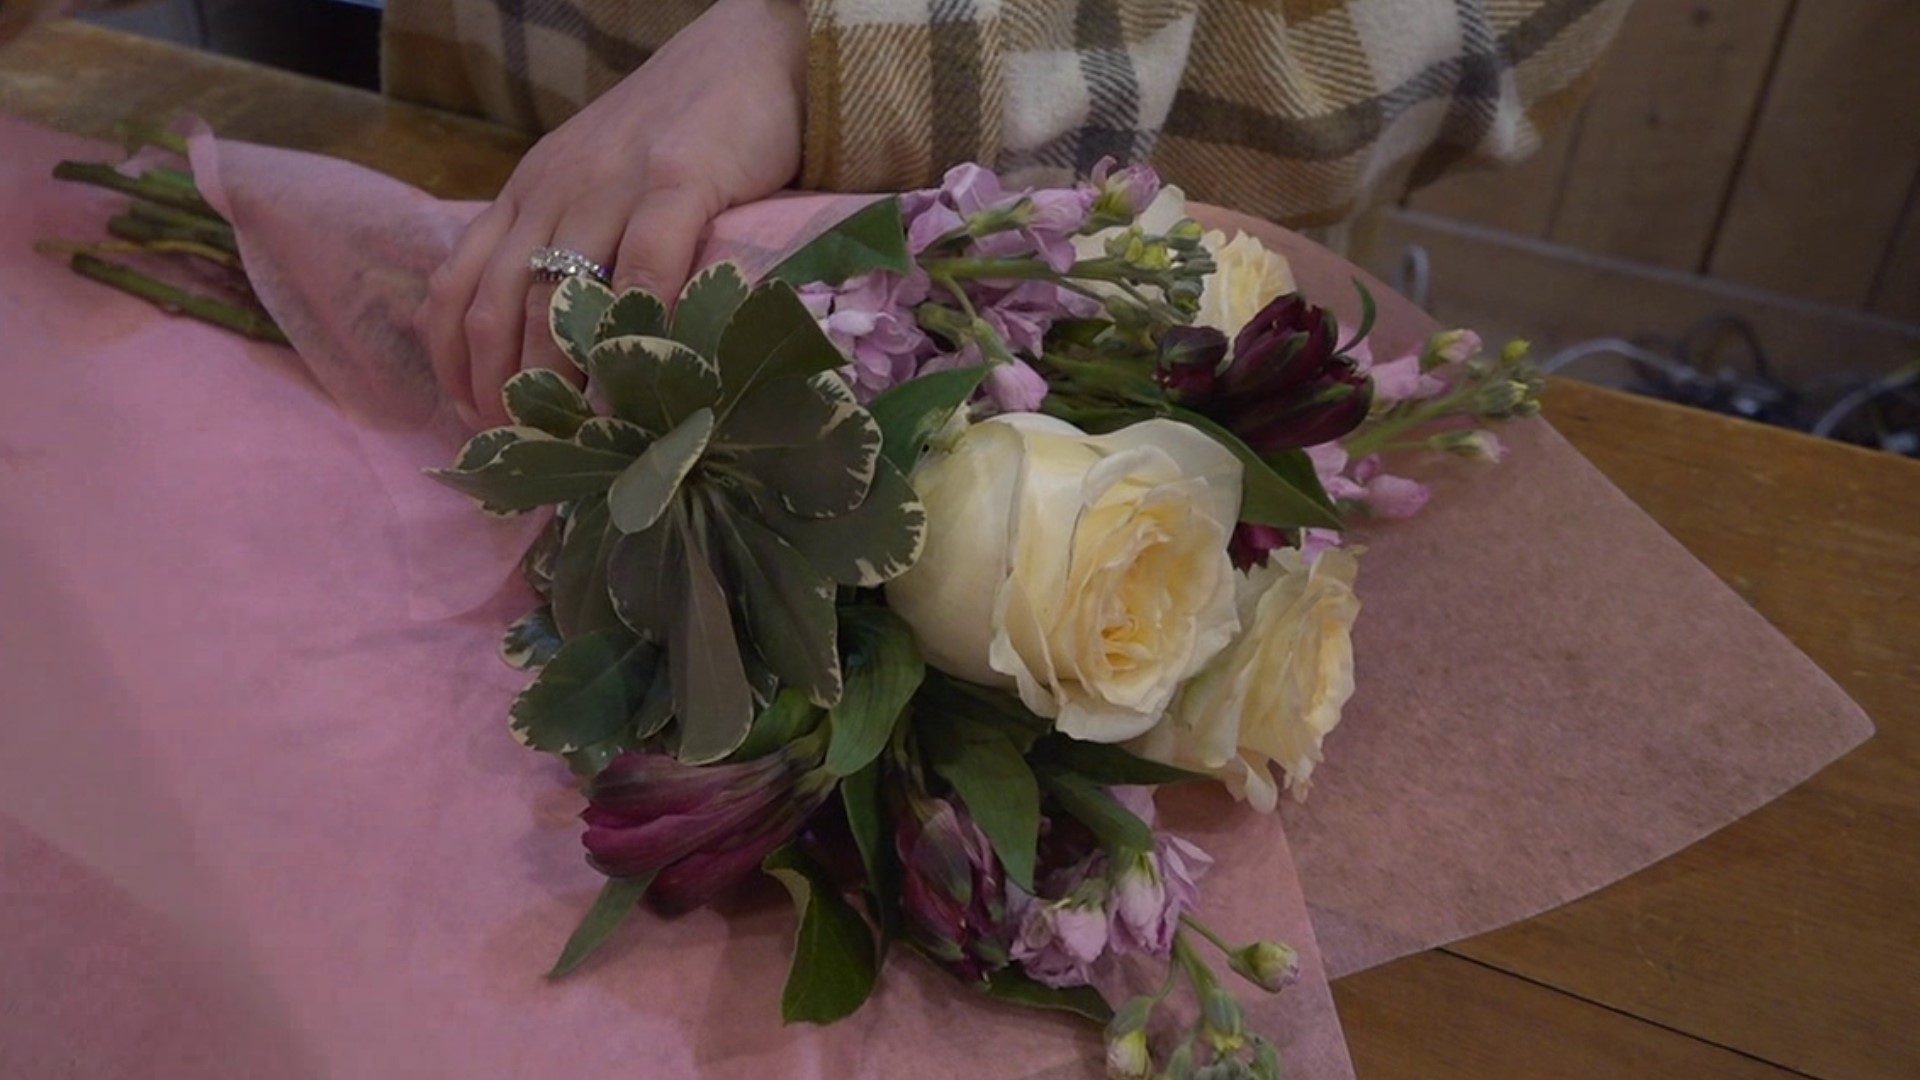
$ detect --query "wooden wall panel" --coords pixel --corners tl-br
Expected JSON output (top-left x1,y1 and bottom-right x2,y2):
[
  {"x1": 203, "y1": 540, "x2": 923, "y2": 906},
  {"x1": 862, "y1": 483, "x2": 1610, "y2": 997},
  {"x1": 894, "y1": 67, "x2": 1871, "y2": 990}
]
[
  {"x1": 1548, "y1": 0, "x2": 1796, "y2": 271},
  {"x1": 1709, "y1": 0, "x2": 1920, "y2": 306},
  {"x1": 1870, "y1": 177, "x2": 1920, "y2": 323}
]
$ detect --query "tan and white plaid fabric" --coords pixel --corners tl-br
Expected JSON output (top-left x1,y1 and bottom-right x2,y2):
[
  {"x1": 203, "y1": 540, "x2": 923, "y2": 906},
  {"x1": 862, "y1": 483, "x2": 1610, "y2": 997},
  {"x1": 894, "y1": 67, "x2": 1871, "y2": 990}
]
[{"x1": 382, "y1": 0, "x2": 1630, "y2": 225}]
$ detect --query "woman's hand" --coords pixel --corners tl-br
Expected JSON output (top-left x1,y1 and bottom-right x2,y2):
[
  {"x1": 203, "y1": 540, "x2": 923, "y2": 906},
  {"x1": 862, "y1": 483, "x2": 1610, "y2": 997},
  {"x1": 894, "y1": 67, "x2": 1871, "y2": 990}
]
[{"x1": 419, "y1": 0, "x2": 807, "y2": 427}]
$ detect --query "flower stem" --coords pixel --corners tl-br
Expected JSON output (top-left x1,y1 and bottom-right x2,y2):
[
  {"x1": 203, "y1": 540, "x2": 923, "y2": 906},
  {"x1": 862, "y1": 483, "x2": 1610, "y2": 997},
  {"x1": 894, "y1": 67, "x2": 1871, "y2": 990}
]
[
  {"x1": 64, "y1": 251, "x2": 286, "y2": 344},
  {"x1": 1179, "y1": 913, "x2": 1240, "y2": 957},
  {"x1": 52, "y1": 160, "x2": 218, "y2": 218}
]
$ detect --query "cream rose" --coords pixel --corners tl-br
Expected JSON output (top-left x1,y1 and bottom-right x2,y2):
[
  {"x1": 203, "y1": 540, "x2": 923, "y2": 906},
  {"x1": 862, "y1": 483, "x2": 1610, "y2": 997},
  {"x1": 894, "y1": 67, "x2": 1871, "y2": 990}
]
[
  {"x1": 886, "y1": 413, "x2": 1243, "y2": 743},
  {"x1": 1136, "y1": 549, "x2": 1361, "y2": 810},
  {"x1": 1195, "y1": 230, "x2": 1297, "y2": 339}
]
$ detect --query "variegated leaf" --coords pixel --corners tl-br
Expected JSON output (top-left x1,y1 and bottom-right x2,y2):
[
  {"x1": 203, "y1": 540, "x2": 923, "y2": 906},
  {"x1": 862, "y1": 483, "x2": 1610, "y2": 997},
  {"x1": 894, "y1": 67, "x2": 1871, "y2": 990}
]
[
  {"x1": 587, "y1": 335, "x2": 722, "y2": 433},
  {"x1": 631, "y1": 668, "x2": 675, "y2": 740},
  {"x1": 711, "y1": 508, "x2": 842, "y2": 708},
  {"x1": 754, "y1": 458, "x2": 926, "y2": 586},
  {"x1": 671, "y1": 263, "x2": 750, "y2": 360},
  {"x1": 502, "y1": 369, "x2": 592, "y2": 438},
  {"x1": 606, "y1": 517, "x2": 675, "y2": 643},
  {"x1": 595, "y1": 287, "x2": 668, "y2": 342},
  {"x1": 551, "y1": 496, "x2": 621, "y2": 638},
  {"x1": 667, "y1": 526, "x2": 756, "y2": 764},
  {"x1": 550, "y1": 277, "x2": 618, "y2": 371},
  {"x1": 607, "y1": 408, "x2": 713, "y2": 534},
  {"x1": 500, "y1": 605, "x2": 562, "y2": 670},
  {"x1": 574, "y1": 416, "x2": 651, "y2": 457},
  {"x1": 723, "y1": 374, "x2": 880, "y2": 518},
  {"x1": 429, "y1": 438, "x2": 633, "y2": 513},
  {"x1": 520, "y1": 514, "x2": 563, "y2": 598},
  {"x1": 714, "y1": 282, "x2": 846, "y2": 413},
  {"x1": 508, "y1": 627, "x2": 657, "y2": 753},
  {"x1": 453, "y1": 425, "x2": 547, "y2": 472}
]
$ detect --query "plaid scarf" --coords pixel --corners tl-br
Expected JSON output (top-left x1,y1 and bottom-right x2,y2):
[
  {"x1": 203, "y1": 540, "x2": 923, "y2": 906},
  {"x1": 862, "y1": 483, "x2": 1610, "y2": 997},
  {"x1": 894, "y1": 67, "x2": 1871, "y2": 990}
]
[{"x1": 382, "y1": 0, "x2": 1629, "y2": 225}]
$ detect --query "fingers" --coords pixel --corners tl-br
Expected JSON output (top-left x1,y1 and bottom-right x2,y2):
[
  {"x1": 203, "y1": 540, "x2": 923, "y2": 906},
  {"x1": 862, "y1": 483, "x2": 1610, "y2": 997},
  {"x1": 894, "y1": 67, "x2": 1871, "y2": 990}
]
[
  {"x1": 610, "y1": 183, "x2": 718, "y2": 305},
  {"x1": 420, "y1": 201, "x2": 512, "y2": 428}
]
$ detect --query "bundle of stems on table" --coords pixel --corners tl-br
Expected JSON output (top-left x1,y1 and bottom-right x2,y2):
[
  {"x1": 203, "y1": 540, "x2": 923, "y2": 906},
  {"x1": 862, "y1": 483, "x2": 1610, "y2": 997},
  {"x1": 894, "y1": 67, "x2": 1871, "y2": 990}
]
[{"x1": 41, "y1": 121, "x2": 286, "y2": 345}]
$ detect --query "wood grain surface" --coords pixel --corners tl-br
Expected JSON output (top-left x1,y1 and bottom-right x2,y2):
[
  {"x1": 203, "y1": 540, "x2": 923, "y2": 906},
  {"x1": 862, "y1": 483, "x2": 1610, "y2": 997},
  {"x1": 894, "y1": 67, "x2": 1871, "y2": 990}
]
[{"x1": 4, "y1": 20, "x2": 1915, "y2": 1078}]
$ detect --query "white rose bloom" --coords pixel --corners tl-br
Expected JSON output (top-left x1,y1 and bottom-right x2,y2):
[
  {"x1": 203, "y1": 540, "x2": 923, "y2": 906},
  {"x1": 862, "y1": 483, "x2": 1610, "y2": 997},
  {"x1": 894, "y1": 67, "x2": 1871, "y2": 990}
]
[
  {"x1": 1194, "y1": 230, "x2": 1297, "y2": 339},
  {"x1": 887, "y1": 413, "x2": 1243, "y2": 743},
  {"x1": 1135, "y1": 549, "x2": 1361, "y2": 810}
]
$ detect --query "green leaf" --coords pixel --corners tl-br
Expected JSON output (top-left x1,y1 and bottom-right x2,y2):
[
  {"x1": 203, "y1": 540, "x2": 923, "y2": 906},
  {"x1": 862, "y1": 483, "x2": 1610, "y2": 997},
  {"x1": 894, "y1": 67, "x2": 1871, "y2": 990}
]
[
  {"x1": 1261, "y1": 447, "x2": 1338, "y2": 517},
  {"x1": 826, "y1": 609, "x2": 923, "y2": 777},
  {"x1": 502, "y1": 369, "x2": 592, "y2": 438},
  {"x1": 753, "y1": 458, "x2": 926, "y2": 587},
  {"x1": 671, "y1": 262, "x2": 751, "y2": 359},
  {"x1": 547, "y1": 875, "x2": 651, "y2": 979},
  {"x1": 1038, "y1": 770, "x2": 1153, "y2": 854},
  {"x1": 768, "y1": 197, "x2": 912, "y2": 286},
  {"x1": 574, "y1": 416, "x2": 652, "y2": 457},
  {"x1": 500, "y1": 605, "x2": 562, "y2": 670},
  {"x1": 596, "y1": 288, "x2": 668, "y2": 342},
  {"x1": 918, "y1": 676, "x2": 1047, "y2": 754},
  {"x1": 667, "y1": 522, "x2": 757, "y2": 764},
  {"x1": 1027, "y1": 735, "x2": 1208, "y2": 786},
  {"x1": 631, "y1": 665, "x2": 676, "y2": 740},
  {"x1": 731, "y1": 689, "x2": 824, "y2": 761},
  {"x1": 587, "y1": 335, "x2": 722, "y2": 434},
  {"x1": 710, "y1": 506, "x2": 842, "y2": 706},
  {"x1": 866, "y1": 364, "x2": 988, "y2": 473},
  {"x1": 508, "y1": 627, "x2": 657, "y2": 753},
  {"x1": 520, "y1": 514, "x2": 563, "y2": 598},
  {"x1": 919, "y1": 716, "x2": 1040, "y2": 891},
  {"x1": 607, "y1": 407, "x2": 714, "y2": 534},
  {"x1": 1167, "y1": 407, "x2": 1343, "y2": 530},
  {"x1": 452, "y1": 426, "x2": 540, "y2": 471},
  {"x1": 764, "y1": 845, "x2": 880, "y2": 1024},
  {"x1": 841, "y1": 759, "x2": 897, "y2": 939},
  {"x1": 979, "y1": 968, "x2": 1113, "y2": 1023},
  {"x1": 717, "y1": 374, "x2": 881, "y2": 518},
  {"x1": 429, "y1": 438, "x2": 634, "y2": 513},
  {"x1": 605, "y1": 519, "x2": 675, "y2": 643},
  {"x1": 550, "y1": 277, "x2": 618, "y2": 371},
  {"x1": 715, "y1": 283, "x2": 848, "y2": 413},
  {"x1": 550, "y1": 497, "x2": 622, "y2": 638},
  {"x1": 1336, "y1": 278, "x2": 1378, "y2": 355}
]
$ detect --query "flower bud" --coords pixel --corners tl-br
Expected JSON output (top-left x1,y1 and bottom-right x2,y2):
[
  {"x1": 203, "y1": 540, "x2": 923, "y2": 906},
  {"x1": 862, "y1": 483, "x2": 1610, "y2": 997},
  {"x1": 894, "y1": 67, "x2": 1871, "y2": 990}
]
[
  {"x1": 1428, "y1": 428, "x2": 1506, "y2": 462},
  {"x1": 896, "y1": 791, "x2": 1016, "y2": 980},
  {"x1": 1155, "y1": 326, "x2": 1229, "y2": 404},
  {"x1": 581, "y1": 741, "x2": 829, "y2": 915},
  {"x1": 1105, "y1": 1027, "x2": 1152, "y2": 1079},
  {"x1": 1502, "y1": 338, "x2": 1533, "y2": 364},
  {"x1": 1251, "y1": 1038, "x2": 1282, "y2": 1080},
  {"x1": 1200, "y1": 986, "x2": 1246, "y2": 1050},
  {"x1": 1165, "y1": 1043, "x2": 1197, "y2": 1080},
  {"x1": 1229, "y1": 940, "x2": 1300, "y2": 993},
  {"x1": 1201, "y1": 293, "x2": 1373, "y2": 452},
  {"x1": 1420, "y1": 328, "x2": 1483, "y2": 371}
]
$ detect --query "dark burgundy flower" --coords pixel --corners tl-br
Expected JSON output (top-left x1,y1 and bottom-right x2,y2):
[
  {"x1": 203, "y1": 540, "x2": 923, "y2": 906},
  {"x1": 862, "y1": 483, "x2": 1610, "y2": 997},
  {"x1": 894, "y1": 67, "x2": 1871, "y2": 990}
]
[
  {"x1": 1206, "y1": 294, "x2": 1373, "y2": 453},
  {"x1": 583, "y1": 745, "x2": 828, "y2": 916},
  {"x1": 1227, "y1": 522, "x2": 1296, "y2": 571},
  {"x1": 1154, "y1": 325, "x2": 1229, "y2": 404},
  {"x1": 896, "y1": 791, "x2": 1015, "y2": 980}
]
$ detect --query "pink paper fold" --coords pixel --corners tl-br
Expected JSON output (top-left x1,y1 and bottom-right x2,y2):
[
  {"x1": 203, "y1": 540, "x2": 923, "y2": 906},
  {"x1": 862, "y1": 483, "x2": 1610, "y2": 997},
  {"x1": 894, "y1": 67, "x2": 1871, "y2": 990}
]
[{"x1": 0, "y1": 116, "x2": 1874, "y2": 1079}]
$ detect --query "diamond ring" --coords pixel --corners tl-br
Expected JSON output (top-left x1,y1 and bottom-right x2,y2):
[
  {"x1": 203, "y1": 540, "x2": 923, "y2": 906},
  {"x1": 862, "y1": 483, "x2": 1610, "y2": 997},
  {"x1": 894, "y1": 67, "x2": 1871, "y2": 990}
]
[{"x1": 528, "y1": 246, "x2": 611, "y2": 285}]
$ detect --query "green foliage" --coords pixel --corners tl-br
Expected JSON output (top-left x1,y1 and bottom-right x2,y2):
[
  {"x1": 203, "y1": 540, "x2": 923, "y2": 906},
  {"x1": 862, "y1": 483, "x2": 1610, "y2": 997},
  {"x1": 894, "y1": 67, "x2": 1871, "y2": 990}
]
[
  {"x1": 507, "y1": 627, "x2": 658, "y2": 753},
  {"x1": 1039, "y1": 770, "x2": 1153, "y2": 854},
  {"x1": 768, "y1": 197, "x2": 912, "y2": 286},
  {"x1": 1168, "y1": 407, "x2": 1341, "y2": 529},
  {"x1": 439, "y1": 255, "x2": 932, "y2": 766},
  {"x1": 1027, "y1": 735, "x2": 1206, "y2": 786},
  {"x1": 918, "y1": 709, "x2": 1041, "y2": 891},
  {"x1": 866, "y1": 364, "x2": 988, "y2": 473},
  {"x1": 825, "y1": 608, "x2": 924, "y2": 777},
  {"x1": 547, "y1": 875, "x2": 651, "y2": 979},
  {"x1": 764, "y1": 845, "x2": 880, "y2": 1024},
  {"x1": 840, "y1": 759, "x2": 897, "y2": 940},
  {"x1": 499, "y1": 606, "x2": 562, "y2": 671},
  {"x1": 732, "y1": 689, "x2": 825, "y2": 761}
]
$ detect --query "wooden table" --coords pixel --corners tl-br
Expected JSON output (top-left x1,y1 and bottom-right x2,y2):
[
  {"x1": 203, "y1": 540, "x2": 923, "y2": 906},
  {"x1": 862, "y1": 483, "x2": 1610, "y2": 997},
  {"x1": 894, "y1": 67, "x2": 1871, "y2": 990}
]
[{"x1": 4, "y1": 22, "x2": 1915, "y2": 1079}]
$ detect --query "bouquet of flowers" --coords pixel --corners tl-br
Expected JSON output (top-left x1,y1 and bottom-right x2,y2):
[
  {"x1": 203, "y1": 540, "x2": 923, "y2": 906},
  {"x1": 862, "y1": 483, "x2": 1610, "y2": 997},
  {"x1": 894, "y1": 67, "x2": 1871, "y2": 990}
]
[{"x1": 413, "y1": 162, "x2": 1539, "y2": 1077}]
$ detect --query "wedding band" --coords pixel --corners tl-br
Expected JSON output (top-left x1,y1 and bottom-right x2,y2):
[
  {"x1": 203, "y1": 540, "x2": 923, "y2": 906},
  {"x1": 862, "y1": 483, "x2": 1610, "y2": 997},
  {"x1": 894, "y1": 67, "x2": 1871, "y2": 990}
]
[{"x1": 528, "y1": 246, "x2": 611, "y2": 285}]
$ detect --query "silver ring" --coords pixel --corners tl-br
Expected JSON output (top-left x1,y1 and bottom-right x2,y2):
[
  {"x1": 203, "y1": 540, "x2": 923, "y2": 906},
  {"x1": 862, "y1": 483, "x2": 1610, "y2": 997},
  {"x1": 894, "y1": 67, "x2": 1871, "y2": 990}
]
[{"x1": 529, "y1": 246, "x2": 611, "y2": 285}]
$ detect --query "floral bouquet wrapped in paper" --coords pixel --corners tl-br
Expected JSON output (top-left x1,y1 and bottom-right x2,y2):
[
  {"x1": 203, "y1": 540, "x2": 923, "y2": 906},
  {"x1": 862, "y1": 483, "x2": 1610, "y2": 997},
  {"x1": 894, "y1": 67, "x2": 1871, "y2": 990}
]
[{"x1": 407, "y1": 160, "x2": 1538, "y2": 1077}]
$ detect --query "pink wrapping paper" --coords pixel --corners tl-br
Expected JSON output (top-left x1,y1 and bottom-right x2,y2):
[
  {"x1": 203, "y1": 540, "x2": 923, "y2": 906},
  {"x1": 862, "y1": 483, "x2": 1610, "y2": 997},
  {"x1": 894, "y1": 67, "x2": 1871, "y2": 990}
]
[{"x1": 0, "y1": 115, "x2": 1872, "y2": 1078}]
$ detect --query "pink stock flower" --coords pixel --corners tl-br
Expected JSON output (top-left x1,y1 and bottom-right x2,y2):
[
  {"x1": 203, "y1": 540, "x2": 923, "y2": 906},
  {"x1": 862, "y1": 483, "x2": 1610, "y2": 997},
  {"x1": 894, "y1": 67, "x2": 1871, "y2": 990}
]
[
  {"x1": 1010, "y1": 882, "x2": 1112, "y2": 988},
  {"x1": 1104, "y1": 788, "x2": 1212, "y2": 956}
]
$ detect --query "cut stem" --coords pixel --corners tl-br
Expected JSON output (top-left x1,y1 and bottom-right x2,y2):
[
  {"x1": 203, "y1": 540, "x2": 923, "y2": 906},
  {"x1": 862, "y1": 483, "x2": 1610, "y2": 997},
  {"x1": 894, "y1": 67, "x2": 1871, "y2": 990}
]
[
  {"x1": 67, "y1": 252, "x2": 286, "y2": 345},
  {"x1": 51, "y1": 160, "x2": 218, "y2": 218}
]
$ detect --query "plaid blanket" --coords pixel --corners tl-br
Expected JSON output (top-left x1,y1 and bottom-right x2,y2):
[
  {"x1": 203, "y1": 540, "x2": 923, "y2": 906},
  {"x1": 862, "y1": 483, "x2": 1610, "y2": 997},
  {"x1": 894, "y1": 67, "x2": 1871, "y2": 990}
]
[{"x1": 381, "y1": 0, "x2": 1630, "y2": 224}]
